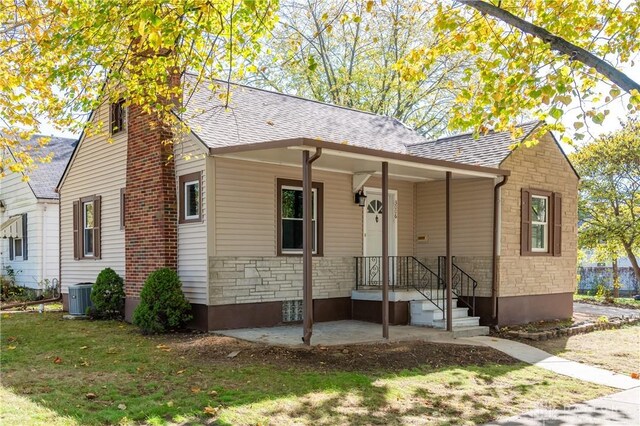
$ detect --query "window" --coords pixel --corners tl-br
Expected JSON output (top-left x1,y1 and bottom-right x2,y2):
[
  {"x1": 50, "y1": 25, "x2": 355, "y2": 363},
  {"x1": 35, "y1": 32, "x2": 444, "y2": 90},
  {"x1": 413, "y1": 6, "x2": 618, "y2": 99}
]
[
  {"x1": 110, "y1": 99, "x2": 126, "y2": 135},
  {"x1": 277, "y1": 178, "x2": 323, "y2": 256},
  {"x1": 13, "y1": 238, "x2": 23, "y2": 260},
  {"x1": 179, "y1": 172, "x2": 202, "y2": 223},
  {"x1": 521, "y1": 189, "x2": 562, "y2": 256},
  {"x1": 530, "y1": 195, "x2": 548, "y2": 252},
  {"x1": 73, "y1": 196, "x2": 101, "y2": 260},
  {"x1": 6, "y1": 214, "x2": 27, "y2": 261},
  {"x1": 83, "y1": 201, "x2": 94, "y2": 256}
]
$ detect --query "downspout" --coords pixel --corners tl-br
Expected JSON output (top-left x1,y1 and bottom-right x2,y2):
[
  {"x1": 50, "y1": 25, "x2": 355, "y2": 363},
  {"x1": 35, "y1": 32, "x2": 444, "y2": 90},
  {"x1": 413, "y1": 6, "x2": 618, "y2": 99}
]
[
  {"x1": 492, "y1": 176, "x2": 508, "y2": 323},
  {"x1": 41, "y1": 204, "x2": 47, "y2": 284}
]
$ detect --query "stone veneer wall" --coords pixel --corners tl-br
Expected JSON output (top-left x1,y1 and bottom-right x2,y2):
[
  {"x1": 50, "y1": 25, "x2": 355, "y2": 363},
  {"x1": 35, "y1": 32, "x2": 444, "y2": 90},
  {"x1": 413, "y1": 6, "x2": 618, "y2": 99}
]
[
  {"x1": 498, "y1": 133, "x2": 579, "y2": 297},
  {"x1": 209, "y1": 256, "x2": 355, "y2": 306}
]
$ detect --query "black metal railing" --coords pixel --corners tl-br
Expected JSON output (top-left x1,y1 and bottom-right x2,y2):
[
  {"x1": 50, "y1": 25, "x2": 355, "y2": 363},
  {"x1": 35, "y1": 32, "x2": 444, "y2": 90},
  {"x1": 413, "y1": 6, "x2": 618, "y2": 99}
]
[
  {"x1": 354, "y1": 256, "x2": 445, "y2": 312},
  {"x1": 438, "y1": 256, "x2": 478, "y2": 316}
]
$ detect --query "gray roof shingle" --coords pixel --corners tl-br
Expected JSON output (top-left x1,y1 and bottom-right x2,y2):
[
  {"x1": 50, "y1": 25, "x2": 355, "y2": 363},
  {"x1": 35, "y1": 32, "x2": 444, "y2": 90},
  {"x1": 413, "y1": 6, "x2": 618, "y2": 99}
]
[
  {"x1": 406, "y1": 121, "x2": 541, "y2": 168},
  {"x1": 182, "y1": 77, "x2": 543, "y2": 169},
  {"x1": 182, "y1": 77, "x2": 428, "y2": 154},
  {"x1": 9, "y1": 135, "x2": 78, "y2": 199}
]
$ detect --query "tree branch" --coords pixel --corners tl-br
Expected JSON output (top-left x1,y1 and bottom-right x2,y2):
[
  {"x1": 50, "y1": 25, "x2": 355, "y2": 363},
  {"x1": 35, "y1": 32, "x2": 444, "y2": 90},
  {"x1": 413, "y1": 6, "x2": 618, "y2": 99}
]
[{"x1": 457, "y1": 0, "x2": 640, "y2": 93}]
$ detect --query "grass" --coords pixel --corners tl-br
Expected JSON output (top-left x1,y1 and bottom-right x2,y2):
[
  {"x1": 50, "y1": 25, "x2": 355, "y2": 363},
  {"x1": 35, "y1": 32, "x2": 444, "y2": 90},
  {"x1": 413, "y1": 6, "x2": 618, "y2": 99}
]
[
  {"x1": 0, "y1": 312, "x2": 615, "y2": 425},
  {"x1": 574, "y1": 294, "x2": 640, "y2": 309},
  {"x1": 529, "y1": 325, "x2": 640, "y2": 376}
]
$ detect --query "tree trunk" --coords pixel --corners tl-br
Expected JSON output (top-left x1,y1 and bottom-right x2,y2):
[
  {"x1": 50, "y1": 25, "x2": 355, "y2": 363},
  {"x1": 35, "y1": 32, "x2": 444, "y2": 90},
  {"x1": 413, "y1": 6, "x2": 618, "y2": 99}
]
[
  {"x1": 622, "y1": 242, "x2": 640, "y2": 285},
  {"x1": 457, "y1": 0, "x2": 640, "y2": 94},
  {"x1": 612, "y1": 258, "x2": 619, "y2": 299}
]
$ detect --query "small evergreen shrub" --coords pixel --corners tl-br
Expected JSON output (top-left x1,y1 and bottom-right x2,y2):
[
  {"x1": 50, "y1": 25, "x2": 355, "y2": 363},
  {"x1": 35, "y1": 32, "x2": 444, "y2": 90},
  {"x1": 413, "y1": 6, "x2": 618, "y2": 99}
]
[
  {"x1": 132, "y1": 268, "x2": 192, "y2": 334},
  {"x1": 90, "y1": 268, "x2": 125, "y2": 319}
]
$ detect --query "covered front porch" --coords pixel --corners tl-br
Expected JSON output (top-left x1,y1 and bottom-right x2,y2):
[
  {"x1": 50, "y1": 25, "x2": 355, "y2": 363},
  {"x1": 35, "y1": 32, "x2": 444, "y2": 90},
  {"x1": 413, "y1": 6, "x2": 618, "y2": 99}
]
[{"x1": 208, "y1": 138, "x2": 509, "y2": 343}]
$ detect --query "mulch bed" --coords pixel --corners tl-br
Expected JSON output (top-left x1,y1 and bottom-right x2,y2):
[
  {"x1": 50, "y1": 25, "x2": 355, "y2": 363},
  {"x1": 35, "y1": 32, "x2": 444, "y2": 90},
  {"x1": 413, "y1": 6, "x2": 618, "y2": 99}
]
[{"x1": 165, "y1": 334, "x2": 517, "y2": 372}]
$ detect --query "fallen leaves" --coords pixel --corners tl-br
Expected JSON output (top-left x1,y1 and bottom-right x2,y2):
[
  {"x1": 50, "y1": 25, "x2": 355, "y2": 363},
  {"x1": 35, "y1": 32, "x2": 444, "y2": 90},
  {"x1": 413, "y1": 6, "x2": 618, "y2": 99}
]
[
  {"x1": 85, "y1": 393, "x2": 97, "y2": 400},
  {"x1": 53, "y1": 356, "x2": 63, "y2": 364},
  {"x1": 117, "y1": 403, "x2": 127, "y2": 410},
  {"x1": 631, "y1": 372, "x2": 639, "y2": 380},
  {"x1": 156, "y1": 344, "x2": 171, "y2": 352},
  {"x1": 203, "y1": 405, "x2": 220, "y2": 416},
  {"x1": 191, "y1": 387, "x2": 201, "y2": 394}
]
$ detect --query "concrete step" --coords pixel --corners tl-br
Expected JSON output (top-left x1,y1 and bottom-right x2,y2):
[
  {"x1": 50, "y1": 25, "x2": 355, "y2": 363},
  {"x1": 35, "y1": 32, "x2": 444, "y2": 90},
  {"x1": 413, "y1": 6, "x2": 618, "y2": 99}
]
[
  {"x1": 452, "y1": 326, "x2": 490, "y2": 338},
  {"x1": 409, "y1": 307, "x2": 470, "y2": 327},
  {"x1": 409, "y1": 299, "x2": 458, "y2": 312},
  {"x1": 432, "y1": 316, "x2": 481, "y2": 329}
]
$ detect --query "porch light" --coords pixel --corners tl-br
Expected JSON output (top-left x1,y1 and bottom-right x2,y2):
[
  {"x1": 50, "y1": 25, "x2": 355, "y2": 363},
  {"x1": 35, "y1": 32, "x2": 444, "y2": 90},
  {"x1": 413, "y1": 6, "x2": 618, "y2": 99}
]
[
  {"x1": 0, "y1": 200, "x2": 5, "y2": 214},
  {"x1": 354, "y1": 189, "x2": 367, "y2": 207}
]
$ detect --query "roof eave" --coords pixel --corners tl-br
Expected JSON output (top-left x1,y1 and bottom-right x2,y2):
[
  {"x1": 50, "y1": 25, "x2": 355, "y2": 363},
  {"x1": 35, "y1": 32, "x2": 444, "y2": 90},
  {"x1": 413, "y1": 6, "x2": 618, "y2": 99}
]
[{"x1": 208, "y1": 138, "x2": 510, "y2": 177}]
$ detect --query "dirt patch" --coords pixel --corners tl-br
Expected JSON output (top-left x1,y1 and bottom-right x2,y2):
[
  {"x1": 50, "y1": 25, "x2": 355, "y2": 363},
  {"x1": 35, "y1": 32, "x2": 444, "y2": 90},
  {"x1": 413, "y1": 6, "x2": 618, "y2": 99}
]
[{"x1": 165, "y1": 334, "x2": 517, "y2": 372}]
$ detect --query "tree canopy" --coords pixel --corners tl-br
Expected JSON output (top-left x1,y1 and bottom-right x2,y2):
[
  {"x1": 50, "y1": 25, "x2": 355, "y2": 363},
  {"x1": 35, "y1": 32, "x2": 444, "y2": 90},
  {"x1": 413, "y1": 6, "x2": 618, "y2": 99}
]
[
  {"x1": 245, "y1": 0, "x2": 470, "y2": 137},
  {"x1": 571, "y1": 117, "x2": 640, "y2": 282},
  {"x1": 1, "y1": 0, "x2": 639, "y2": 177}
]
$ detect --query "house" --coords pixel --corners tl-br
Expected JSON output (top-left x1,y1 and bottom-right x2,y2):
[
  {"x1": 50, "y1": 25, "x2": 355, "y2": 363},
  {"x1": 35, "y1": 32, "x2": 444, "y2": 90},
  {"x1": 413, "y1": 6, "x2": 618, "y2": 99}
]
[
  {"x1": 1, "y1": 135, "x2": 77, "y2": 288},
  {"x1": 57, "y1": 76, "x2": 579, "y2": 334}
]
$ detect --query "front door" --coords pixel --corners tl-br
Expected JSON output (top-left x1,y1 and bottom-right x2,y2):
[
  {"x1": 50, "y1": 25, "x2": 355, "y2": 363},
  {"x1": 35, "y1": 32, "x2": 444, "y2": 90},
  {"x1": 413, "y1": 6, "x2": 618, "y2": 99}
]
[{"x1": 363, "y1": 190, "x2": 397, "y2": 285}]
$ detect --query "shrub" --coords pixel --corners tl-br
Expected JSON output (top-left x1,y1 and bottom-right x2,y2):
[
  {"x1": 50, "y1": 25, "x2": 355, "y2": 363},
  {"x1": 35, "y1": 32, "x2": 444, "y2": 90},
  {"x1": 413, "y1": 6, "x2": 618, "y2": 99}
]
[
  {"x1": 132, "y1": 268, "x2": 192, "y2": 334},
  {"x1": 89, "y1": 268, "x2": 125, "y2": 319}
]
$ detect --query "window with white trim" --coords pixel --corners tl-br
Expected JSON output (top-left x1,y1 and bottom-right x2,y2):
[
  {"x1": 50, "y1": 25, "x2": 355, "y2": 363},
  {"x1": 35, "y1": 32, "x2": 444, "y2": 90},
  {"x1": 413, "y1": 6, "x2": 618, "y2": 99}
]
[
  {"x1": 184, "y1": 180, "x2": 200, "y2": 220},
  {"x1": 83, "y1": 201, "x2": 95, "y2": 256},
  {"x1": 179, "y1": 172, "x2": 202, "y2": 223},
  {"x1": 13, "y1": 238, "x2": 23, "y2": 261},
  {"x1": 530, "y1": 195, "x2": 548, "y2": 252}
]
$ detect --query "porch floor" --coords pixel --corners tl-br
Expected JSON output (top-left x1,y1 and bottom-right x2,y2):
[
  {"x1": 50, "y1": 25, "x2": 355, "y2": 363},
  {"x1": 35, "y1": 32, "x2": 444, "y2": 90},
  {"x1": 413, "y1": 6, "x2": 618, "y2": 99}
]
[{"x1": 214, "y1": 320, "x2": 484, "y2": 347}]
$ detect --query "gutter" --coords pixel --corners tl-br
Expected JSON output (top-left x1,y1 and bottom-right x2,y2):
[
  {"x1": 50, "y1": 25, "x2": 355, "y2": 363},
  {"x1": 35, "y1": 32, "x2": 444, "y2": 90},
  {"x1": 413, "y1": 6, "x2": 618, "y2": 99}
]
[{"x1": 492, "y1": 175, "x2": 509, "y2": 322}]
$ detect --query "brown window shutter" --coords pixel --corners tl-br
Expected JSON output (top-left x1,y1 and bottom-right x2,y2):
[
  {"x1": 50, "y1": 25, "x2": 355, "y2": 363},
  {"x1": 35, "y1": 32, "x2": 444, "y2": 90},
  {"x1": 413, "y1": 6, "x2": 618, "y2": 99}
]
[
  {"x1": 22, "y1": 214, "x2": 28, "y2": 260},
  {"x1": 94, "y1": 196, "x2": 102, "y2": 259},
  {"x1": 9, "y1": 237, "x2": 14, "y2": 260},
  {"x1": 553, "y1": 192, "x2": 562, "y2": 256},
  {"x1": 73, "y1": 200, "x2": 80, "y2": 260},
  {"x1": 521, "y1": 188, "x2": 531, "y2": 255}
]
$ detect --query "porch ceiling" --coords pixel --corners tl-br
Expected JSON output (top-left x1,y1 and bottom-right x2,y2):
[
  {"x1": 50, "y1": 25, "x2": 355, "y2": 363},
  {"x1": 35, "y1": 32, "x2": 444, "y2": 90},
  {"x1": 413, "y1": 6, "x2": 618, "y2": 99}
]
[{"x1": 209, "y1": 138, "x2": 509, "y2": 181}]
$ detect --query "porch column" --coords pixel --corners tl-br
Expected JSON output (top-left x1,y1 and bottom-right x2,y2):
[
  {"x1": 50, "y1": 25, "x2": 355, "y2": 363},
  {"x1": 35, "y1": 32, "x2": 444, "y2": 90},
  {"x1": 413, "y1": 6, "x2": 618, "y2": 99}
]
[
  {"x1": 303, "y1": 148, "x2": 321, "y2": 346},
  {"x1": 382, "y1": 161, "x2": 389, "y2": 339},
  {"x1": 446, "y1": 171, "x2": 453, "y2": 332}
]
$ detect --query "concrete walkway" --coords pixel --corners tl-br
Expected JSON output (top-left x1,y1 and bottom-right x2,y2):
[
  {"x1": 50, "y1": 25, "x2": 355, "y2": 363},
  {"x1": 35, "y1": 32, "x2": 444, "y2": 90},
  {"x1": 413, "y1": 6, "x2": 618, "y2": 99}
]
[
  {"x1": 573, "y1": 301, "x2": 640, "y2": 319},
  {"x1": 216, "y1": 320, "x2": 482, "y2": 347},
  {"x1": 470, "y1": 336, "x2": 640, "y2": 390},
  {"x1": 485, "y1": 387, "x2": 640, "y2": 425}
]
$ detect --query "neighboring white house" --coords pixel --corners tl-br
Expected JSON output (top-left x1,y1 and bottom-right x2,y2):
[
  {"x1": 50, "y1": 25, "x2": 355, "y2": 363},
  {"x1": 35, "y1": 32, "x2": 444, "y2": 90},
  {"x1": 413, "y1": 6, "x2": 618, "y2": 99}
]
[{"x1": 0, "y1": 136, "x2": 77, "y2": 288}]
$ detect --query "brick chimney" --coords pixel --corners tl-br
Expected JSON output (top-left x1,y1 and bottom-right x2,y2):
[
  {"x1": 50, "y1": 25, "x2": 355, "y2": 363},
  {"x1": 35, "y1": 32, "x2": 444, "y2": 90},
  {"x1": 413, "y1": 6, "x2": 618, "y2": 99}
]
[{"x1": 124, "y1": 72, "x2": 180, "y2": 320}]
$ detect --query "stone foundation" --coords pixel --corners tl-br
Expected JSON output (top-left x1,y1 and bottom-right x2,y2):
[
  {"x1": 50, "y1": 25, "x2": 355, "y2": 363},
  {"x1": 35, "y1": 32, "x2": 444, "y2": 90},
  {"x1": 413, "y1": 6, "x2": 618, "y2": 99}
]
[{"x1": 208, "y1": 256, "x2": 355, "y2": 305}]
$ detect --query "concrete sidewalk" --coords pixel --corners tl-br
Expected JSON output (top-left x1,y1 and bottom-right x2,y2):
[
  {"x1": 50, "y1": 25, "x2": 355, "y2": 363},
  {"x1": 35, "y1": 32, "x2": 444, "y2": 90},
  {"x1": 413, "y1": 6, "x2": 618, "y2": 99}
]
[
  {"x1": 470, "y1": 336, "x2": 640, "y2": 390},
  {"x1": 485, "y1": 387, "x2": 640, "y2": 425}
]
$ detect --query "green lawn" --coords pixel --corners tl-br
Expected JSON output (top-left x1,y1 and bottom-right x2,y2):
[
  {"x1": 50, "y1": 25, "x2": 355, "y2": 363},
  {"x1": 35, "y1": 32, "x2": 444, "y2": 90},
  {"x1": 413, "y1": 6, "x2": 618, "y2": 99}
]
[
  {"x1": 574, "y1": 294, "x2": 640, "y2": 309},
  {"x1": 0, "y1": 312, "x2": 614, "y2": 425}
]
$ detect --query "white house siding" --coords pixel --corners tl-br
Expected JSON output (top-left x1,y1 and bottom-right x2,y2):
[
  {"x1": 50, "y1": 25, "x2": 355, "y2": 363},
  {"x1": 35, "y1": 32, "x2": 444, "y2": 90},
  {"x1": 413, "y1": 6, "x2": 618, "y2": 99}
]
[
  {"x1": 0, "y1": 165, "x2": 43, "y2": 288},
  {"x1": 59, "y1": 103, "x2": 127, "y2": 294},
  {"x1": 175, "y1": 135, "x2": 208, "y2": 305},
  {"x1": 40, "y1": 202, "x2": 60, "y2": 285}
]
